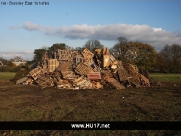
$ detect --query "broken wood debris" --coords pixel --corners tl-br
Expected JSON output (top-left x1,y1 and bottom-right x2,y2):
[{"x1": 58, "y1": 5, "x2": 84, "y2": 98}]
[
  {"x1": 16, "y1": 47, "x2": 151, "y2": 90},
  {"x1": 36, "y1": 74, "x2": 54, "y2": 89},
  {"x1": 106, "y1": 78, "x2": 125, "y2": 89}
]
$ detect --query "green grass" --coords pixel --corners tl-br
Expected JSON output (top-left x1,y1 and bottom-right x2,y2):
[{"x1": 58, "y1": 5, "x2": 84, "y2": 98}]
[
  {"x1": 0, "y1": 72, "x2": 16, "y2": 80},
  {"x1": 1, "y1": 72, "x2": 181, "y2": 83},
  {"x1": 149, "y1": 73, "x2": 181, "y2": 82}
]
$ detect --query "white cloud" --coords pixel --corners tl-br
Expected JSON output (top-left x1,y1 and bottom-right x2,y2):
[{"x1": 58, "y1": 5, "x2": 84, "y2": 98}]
[
  {"x1": 0, "y1": 50, "x2": 33, "y2": 60},
  {"x1": 153, "y1": 28, "x2": 163, "y2": 32},
  {"x1": 9, "y1": 22, "x2": 181, "y2": 50},
  {"x1": 23, "y1": 21, "x2": 43, "y2": 31}
]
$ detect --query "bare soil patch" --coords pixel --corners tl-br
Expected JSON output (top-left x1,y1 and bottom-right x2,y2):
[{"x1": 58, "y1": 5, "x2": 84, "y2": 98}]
[{"x1": 0, "y1": 80, "x2": 181, "y2": 135}]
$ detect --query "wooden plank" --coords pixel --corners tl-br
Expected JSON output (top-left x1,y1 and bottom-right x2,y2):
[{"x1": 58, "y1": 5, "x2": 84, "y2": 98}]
[
  {"x1": 106, "y1": 78, "x2": 125, "y2": 89},
  {"x1": 56, "y1": 62, "x2": 70, "y2": 72},
  {"x1": 140, "y1": 74, "x2": 150, "y2": 87},
  {"x1": 16, "y1": 77, "x2": 28, "y2": 84},
  {"x1": 74, "y1": 57, "x2": 85, "y2": 65},
  {"x1": 87, "y1": 72, "x2": 101, "y2": 80},
  {"x1": 61, "y1": 71, "x2": 77, "y2": 79},
  {"x1": 117, "y1": 61, "x2": 130, "y2": 81},
  {"x1": 103, "y1": 55, "x2": 111, "y2": 68}
]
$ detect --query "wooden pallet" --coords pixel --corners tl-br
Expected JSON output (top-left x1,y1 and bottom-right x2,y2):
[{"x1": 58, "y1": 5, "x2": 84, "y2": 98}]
[
  {"x1": 82, "y1": 48, "x2": 94, "y2": 63},
  {"x1": 28, "y1": 66, "x2": 42, "y2": 80},
  {"x1": 36, "y1": 74, "x2": 54, "y2": 89},
  {"x1": 75, "y1": 63, "x2": 93, "y2": 76},
  {"x1": 57, "y1": 49, "x2": 72, "y2": 61},
  {"x1": 48, "y1": 59, "x2": 59, "y2": 73}
]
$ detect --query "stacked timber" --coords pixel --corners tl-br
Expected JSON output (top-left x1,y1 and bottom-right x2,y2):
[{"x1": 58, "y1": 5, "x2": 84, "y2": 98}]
[{"x1": 16, "y1": 47, "x2": 151, "y2": 89}]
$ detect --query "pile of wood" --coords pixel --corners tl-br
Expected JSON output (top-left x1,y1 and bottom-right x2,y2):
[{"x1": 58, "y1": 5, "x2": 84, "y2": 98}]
[{"x1": 16, "y1": 47, "x2": 150, "y2": 89}]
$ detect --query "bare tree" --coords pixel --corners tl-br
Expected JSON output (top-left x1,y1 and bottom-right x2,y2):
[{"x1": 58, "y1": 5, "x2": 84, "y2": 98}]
[
  {"x1": 158, "y1": 44, "x2": 181, "y2": 73},
  {"x1": 111, "y1": 37, "x2": 129, "y2": 61},
  {"x1": 83, "y1": 40, "x2": 104, "y2": 53},
  {"x1": 10, "y1": 56, "x2": 24, "y2": 61}
]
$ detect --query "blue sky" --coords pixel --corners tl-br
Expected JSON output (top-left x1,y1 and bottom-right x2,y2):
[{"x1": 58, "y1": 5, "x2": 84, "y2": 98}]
[{"x1": 0, "y1": 0, "x2": 181, "y2": 60}]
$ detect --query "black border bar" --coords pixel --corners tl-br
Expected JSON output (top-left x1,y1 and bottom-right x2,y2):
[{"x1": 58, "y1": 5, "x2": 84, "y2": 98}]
[{"x1": 0, "y1": 121, "x2": 181, "y2": 130}]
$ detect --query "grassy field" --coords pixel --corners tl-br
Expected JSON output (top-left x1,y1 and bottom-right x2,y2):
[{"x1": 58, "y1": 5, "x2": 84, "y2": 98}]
[
  {"x1": 0, "y1": 72, "x2": 181, "y2": 135},
  {"x1": 0, "y1": 72, "x2": 181, "y2": 82},
  {"x1": 0, "y1": 72, "x2": 16, "y2": 80},
  {"x1": 149, "y1": 73, "x2": 181, "y2": 82}
]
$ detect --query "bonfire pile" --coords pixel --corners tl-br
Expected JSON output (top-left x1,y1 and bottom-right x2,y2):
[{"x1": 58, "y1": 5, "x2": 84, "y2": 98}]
[{"x1": 16, "y1": 47, "x2": 150, "y2": 89}]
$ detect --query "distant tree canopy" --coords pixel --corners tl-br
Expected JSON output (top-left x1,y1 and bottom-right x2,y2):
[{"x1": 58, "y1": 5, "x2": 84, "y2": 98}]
[
  {"x1": 0, "y1": 57, "x2": 9, "y2": 65},
  {"x1": 33, "y1": 48, "x2": 47, "y2": 62},
  {"x1": 0, "y1": 57, "x2": 22, "y2": 72},
  {"x1": 74, "y1": 47, "x2": 84, "y2": 53},
  {"x1": 33, "y1": 43, "x2": 70, "y2": 62},
  {"x1": 155, "y1": 44, "x2": 181, "y2": 73},
  {"x1": 127, "y1": 41, "x2": 157, "y2": 71},
  {"x1": 48, "y1": 43, "x2": 71, "y2": 58},
  {"x1": 83, "y1": 40, "x2": 104, "y2": 53},
  {"x1": 32, "y1": 39, "x2": 181, "y2": 73},
  {"x1": 48, "y1": 43, "x2": 67, "y2": 52},
  {"x1": 111, "y1": 37, "x2": 157, "y2": 71}
]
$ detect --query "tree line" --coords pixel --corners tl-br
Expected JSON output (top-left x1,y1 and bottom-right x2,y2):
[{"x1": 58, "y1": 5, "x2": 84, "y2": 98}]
[
  {"x1": 110, "y1": 37, "x2": 181, "y2": 73},
  {"x1": 33, "y1": 38, "x2": 181, "y2": 73},
  {"x1": 155, "y1": 44, "x2": 181, "y2": 73},
  {"x1": 1, "y1": 38, "x2": 181, "y2": 73},
  {"x1": 0, "y1": 56, "x2": 29, "y2": 72}
]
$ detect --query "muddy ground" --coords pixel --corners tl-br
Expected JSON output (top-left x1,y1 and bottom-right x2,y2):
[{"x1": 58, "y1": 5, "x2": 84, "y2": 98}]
[{"x1": 0, "y1": 80, "x2": 181, "y2": 135}]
